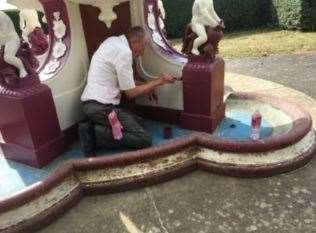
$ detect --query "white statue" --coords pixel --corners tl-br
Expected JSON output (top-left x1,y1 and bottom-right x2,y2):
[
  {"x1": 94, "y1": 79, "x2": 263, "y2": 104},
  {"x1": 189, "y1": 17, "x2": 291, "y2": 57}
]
[
  {"x1": 19, "y1": 9, "x2": 41, "y2": 42},
  {"x1": 0, "y1": 11, "x2": 27, "y2": 78},
  {"x1": 190, "y1": 0, "x2": 222, "y2": 55}
]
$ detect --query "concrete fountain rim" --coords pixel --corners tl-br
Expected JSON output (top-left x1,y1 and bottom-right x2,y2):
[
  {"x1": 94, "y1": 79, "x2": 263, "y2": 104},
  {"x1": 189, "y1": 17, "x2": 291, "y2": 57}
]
[{"x1": 0, "y1": 91, "x2": 315, "y2": 233}]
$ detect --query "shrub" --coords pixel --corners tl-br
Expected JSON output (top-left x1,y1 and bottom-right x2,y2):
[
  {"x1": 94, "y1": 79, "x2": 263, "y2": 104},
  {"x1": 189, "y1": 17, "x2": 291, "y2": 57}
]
[
  {"x1": 214, "y1": 0, "x2": 270, "y2": 31},
  {"x1": 163, "y1": 0, "x2": 316, "y2": 38},
  {"x1": 163, "y1": 0, "x2": 271, "y2": 38},
  {"x1": 3, "y1": 9, "x2": 22, "y2": 35},
  {"x1": 163, "y1": 0, "x2": 194, "y2": 39},
  {"x1": 270, "y1": 0, "x2": 316, "y2": 31}
]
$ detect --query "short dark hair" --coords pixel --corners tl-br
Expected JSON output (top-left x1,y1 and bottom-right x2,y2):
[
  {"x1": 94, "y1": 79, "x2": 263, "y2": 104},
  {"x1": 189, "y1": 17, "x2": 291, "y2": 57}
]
[{"x1": 127, "y1": 26, "x2": 145, "y2": 42}]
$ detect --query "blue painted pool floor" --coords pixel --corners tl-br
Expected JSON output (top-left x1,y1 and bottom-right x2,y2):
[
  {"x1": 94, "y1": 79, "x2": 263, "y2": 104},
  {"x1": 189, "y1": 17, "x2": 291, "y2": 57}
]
[
  {"x1": 217, "y1": 111, "x2": 273, "y2": 140},
  {"x1": 0, "y1": 115, "x2": 273, "y2": 199},
  {"x1": 0, "y1": 120, "x2": 193, "y2": 199}
]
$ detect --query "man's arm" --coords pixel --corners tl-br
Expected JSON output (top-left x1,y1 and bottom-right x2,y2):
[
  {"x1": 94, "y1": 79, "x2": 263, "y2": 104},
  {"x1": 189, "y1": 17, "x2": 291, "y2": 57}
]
[{"x1": 124, "y1": 74, "x2": 175, "y2": 99}]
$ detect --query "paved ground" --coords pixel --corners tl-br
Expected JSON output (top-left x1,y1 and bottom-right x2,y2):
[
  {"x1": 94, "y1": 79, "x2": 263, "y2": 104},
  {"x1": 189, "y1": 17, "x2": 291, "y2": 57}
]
[
  {"x1": 38, "y1": 53, "x2": 316, "y2": 233},
  {"x1": 39, "y1": 167, "x2": 316, "y2": 233},
  {"x1": 226, "y1": 52, "x2": 316, "y2": 99}
]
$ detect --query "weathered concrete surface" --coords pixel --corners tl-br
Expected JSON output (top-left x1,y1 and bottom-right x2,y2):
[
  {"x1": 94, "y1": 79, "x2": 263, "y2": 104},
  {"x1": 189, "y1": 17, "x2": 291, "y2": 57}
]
[
  {"x1": 39, "y1": 163, "x2": 316, "y2": 233},
  {"x1": 37, "y1": 53, "x2": 316, "y2": 233},
  {"x1": 226, "y1": 52, "x2": 316, "y2": 99}
]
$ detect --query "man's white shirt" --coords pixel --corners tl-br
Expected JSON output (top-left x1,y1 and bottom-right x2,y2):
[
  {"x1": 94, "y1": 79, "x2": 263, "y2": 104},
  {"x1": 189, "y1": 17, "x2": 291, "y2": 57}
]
[{"x1": 81, "y1": 35, "x2": 136, "y2": 105}]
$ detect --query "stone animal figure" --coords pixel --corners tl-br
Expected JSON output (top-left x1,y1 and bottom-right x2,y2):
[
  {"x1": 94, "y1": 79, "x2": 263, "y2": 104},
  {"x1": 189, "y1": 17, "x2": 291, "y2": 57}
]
[
  {"x1": 19, "y1": 9, "x2": 48, "y2": 56},
  {"x1": 182, "y1": 0, "x2": 224, "y2": 58},
  {"x1": 0, "y1": 11, "x2": 40, "y2": 87},
  {"x1": 0, "y1": 11, "x2": 28, "y2": 78},
  {"x1": 182, "y1": 24, "x2": 224, "y2": 61},
  {"x1": 20, "y1": 9, "x2": 41, "y2": 42},
  {"x1": 0, "y1": 43, "x2": 39, "y2": 87}
]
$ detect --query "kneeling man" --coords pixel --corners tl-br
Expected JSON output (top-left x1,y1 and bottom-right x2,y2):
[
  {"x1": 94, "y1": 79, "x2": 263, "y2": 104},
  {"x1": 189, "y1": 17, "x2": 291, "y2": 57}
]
[{"x1": 80, "y1": 26, "x2": 175, "y2": 156}]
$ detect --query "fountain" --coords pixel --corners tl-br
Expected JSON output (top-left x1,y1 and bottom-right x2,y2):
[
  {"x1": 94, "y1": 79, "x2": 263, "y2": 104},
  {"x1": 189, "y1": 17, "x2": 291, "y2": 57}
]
[{"x1": 0, "y1": 0, "x2": 314, "y2": 232}]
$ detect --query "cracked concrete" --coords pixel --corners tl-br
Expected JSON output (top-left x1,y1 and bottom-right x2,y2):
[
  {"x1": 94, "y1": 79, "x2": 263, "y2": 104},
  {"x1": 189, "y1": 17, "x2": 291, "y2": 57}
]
[
  {"x1": 146, "y1": 188, "x2": 170, "y2": 233},
  {"x1": 36, "y1": 53, "x2": 316, "y2": 233},
  {"x1": 37, "y1": 163, "x2": 316, "y2": 233}
]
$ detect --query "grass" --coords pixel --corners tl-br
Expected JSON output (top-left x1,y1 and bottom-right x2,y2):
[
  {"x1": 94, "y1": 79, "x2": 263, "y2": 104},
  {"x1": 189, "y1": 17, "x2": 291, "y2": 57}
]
[{"x1": 170, "y1": 28, "x2": 316, "y2": 59}]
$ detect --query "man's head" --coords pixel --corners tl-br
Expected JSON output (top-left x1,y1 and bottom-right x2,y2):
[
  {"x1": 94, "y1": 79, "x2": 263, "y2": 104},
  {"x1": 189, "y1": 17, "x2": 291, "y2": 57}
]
[{"x1": 127, "y1": 26, "x2": 149, "y2": 57}]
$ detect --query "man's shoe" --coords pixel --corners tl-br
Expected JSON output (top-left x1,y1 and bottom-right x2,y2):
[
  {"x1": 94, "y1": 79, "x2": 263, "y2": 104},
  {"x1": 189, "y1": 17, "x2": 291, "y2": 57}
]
[{"x1": 78, "y1": 121, "x2": 96, "y2": 157}]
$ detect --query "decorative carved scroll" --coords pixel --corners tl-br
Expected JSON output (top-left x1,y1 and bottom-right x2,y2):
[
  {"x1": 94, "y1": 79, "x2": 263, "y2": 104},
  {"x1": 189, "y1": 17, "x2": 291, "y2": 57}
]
[
  {"x1": 43, "y1": 11, "x2": 67, "y2": 74},
  {"x1": 68, "y1": 0, "x2": 130, "y2": 28}
]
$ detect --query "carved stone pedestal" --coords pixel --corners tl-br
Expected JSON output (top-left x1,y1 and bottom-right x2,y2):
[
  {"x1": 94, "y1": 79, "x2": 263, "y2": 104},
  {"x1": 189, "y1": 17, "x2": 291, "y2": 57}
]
[
  {"x1": 0, "y1": 77, "x2": 66, "y2": 168},
  {"x1": 181, "y1": 56, "x2": 225, "y2": 133}
]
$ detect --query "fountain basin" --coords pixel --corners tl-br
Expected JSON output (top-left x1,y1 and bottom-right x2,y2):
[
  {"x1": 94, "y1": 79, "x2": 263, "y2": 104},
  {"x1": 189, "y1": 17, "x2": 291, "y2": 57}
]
[{"x1": 0, "y1": 92, "x2": 315, "y2": 233}]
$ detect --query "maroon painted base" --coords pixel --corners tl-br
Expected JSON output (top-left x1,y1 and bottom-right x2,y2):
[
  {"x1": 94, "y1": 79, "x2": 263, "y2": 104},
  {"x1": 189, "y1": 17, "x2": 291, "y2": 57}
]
[
  {"x1": 135, "y1": 105, "x2": 182, "y2": 125},
  {"x1": 1, "y1": 135, "x2": 66, "y2": 168},
  {"x1": 181, "y1": 56, "x2": 225, "y2": 133},
  {"x1": 0, "y1": 80, "x2": 66, "y2": 168},
  {"x1": 182, "y1": 104, "x2": 225, "y2": 133}
]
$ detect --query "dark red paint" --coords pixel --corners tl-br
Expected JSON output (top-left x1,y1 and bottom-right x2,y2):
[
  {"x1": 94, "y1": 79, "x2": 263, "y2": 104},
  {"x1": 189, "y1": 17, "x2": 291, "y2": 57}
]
[
  {"x1": 80, "y1": 2, "x2": 132, "y2": 59},
  {"x1": 181, "y1": 56, "x2": 225, "y2": 133},
  {"x1": 163, "y1": 127, "x2": 173, "y2": 139},
  {"x1": 0, "y1": 0, "x2": 71, "y2": 167},
  {"x1": 0, "y1": 81, "x2": 66, "y2": 168}
]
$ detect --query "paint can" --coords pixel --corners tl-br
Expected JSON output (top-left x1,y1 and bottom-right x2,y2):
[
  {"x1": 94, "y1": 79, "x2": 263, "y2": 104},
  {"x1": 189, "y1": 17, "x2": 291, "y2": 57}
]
[{"x1": 163, "y1": 127, "x2": 173, "y2": 139}]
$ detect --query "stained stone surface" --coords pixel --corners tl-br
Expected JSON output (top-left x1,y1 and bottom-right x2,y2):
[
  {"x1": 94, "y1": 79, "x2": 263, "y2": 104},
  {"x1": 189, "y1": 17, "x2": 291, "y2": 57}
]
[
  {"x1": 37, "y1": 160, "x2": 316, "y2": 233},
  {"x1": 0, "y1": 176, "x2": 79, "y2": 230},
  {"x1": 0, "y1": 121, "x2": 193, "y2": 199},
  {"x1": 0, "y1": 95, "x2": 302, "y2": 199}
]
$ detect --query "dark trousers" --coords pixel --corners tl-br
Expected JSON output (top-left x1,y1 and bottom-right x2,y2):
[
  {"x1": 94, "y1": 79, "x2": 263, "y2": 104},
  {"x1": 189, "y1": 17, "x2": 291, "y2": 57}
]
[{"x1": 82, "y1": 101, "x2": 152, "y2": 150}]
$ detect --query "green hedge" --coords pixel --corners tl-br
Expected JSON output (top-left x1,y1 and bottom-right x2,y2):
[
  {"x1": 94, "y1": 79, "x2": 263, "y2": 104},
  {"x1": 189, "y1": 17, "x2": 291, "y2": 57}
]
[
  {"x1": 4, "y1": 9, "x2": 22, "y2": 35},
  {"x1": 271, "y1": 0, "x2": 316, "y2": 30},
  {"x1": 163, "y1": 0, "x2": 194, "y2": 39},
  {"x1": 214, "y1": 0, "x2": 270, "y2": 31},
  {"x1": 164, "y1": 0, "x2": 270, "y2": 38},
  {"x1": 164, "y1": 0, "x2": 315, "y2": 38}
]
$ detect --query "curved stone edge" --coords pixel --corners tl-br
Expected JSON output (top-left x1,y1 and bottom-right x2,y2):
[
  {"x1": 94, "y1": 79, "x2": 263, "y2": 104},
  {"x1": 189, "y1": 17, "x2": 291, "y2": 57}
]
[
  {"x1": 197, "y1": 92, "x2": 313, "y2": 153},
  {"x1": 1, "y1": 187, "x2": 82, "y2": 233},
  {"x1": 0, "y1": 163, "x2": 75, "y2": 213},
  {"x1": 0, "y1": 130, "x2": 315, "y2": 233},
  {"x1": 198, "y1": 142, "x2": 316, "y2": 178},
  {"x1": 0, "y1": 91, "x2": 315, "y2": 232}
]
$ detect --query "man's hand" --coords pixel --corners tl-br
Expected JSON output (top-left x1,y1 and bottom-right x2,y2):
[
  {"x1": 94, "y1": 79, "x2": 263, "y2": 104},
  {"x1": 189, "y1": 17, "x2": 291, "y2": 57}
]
[
  {"x1": 124, "y1": 74, "x2": 175, "y2": 99},
  {"x1": 159, "y1": 74, "x2": 176, "y2": 85}
]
